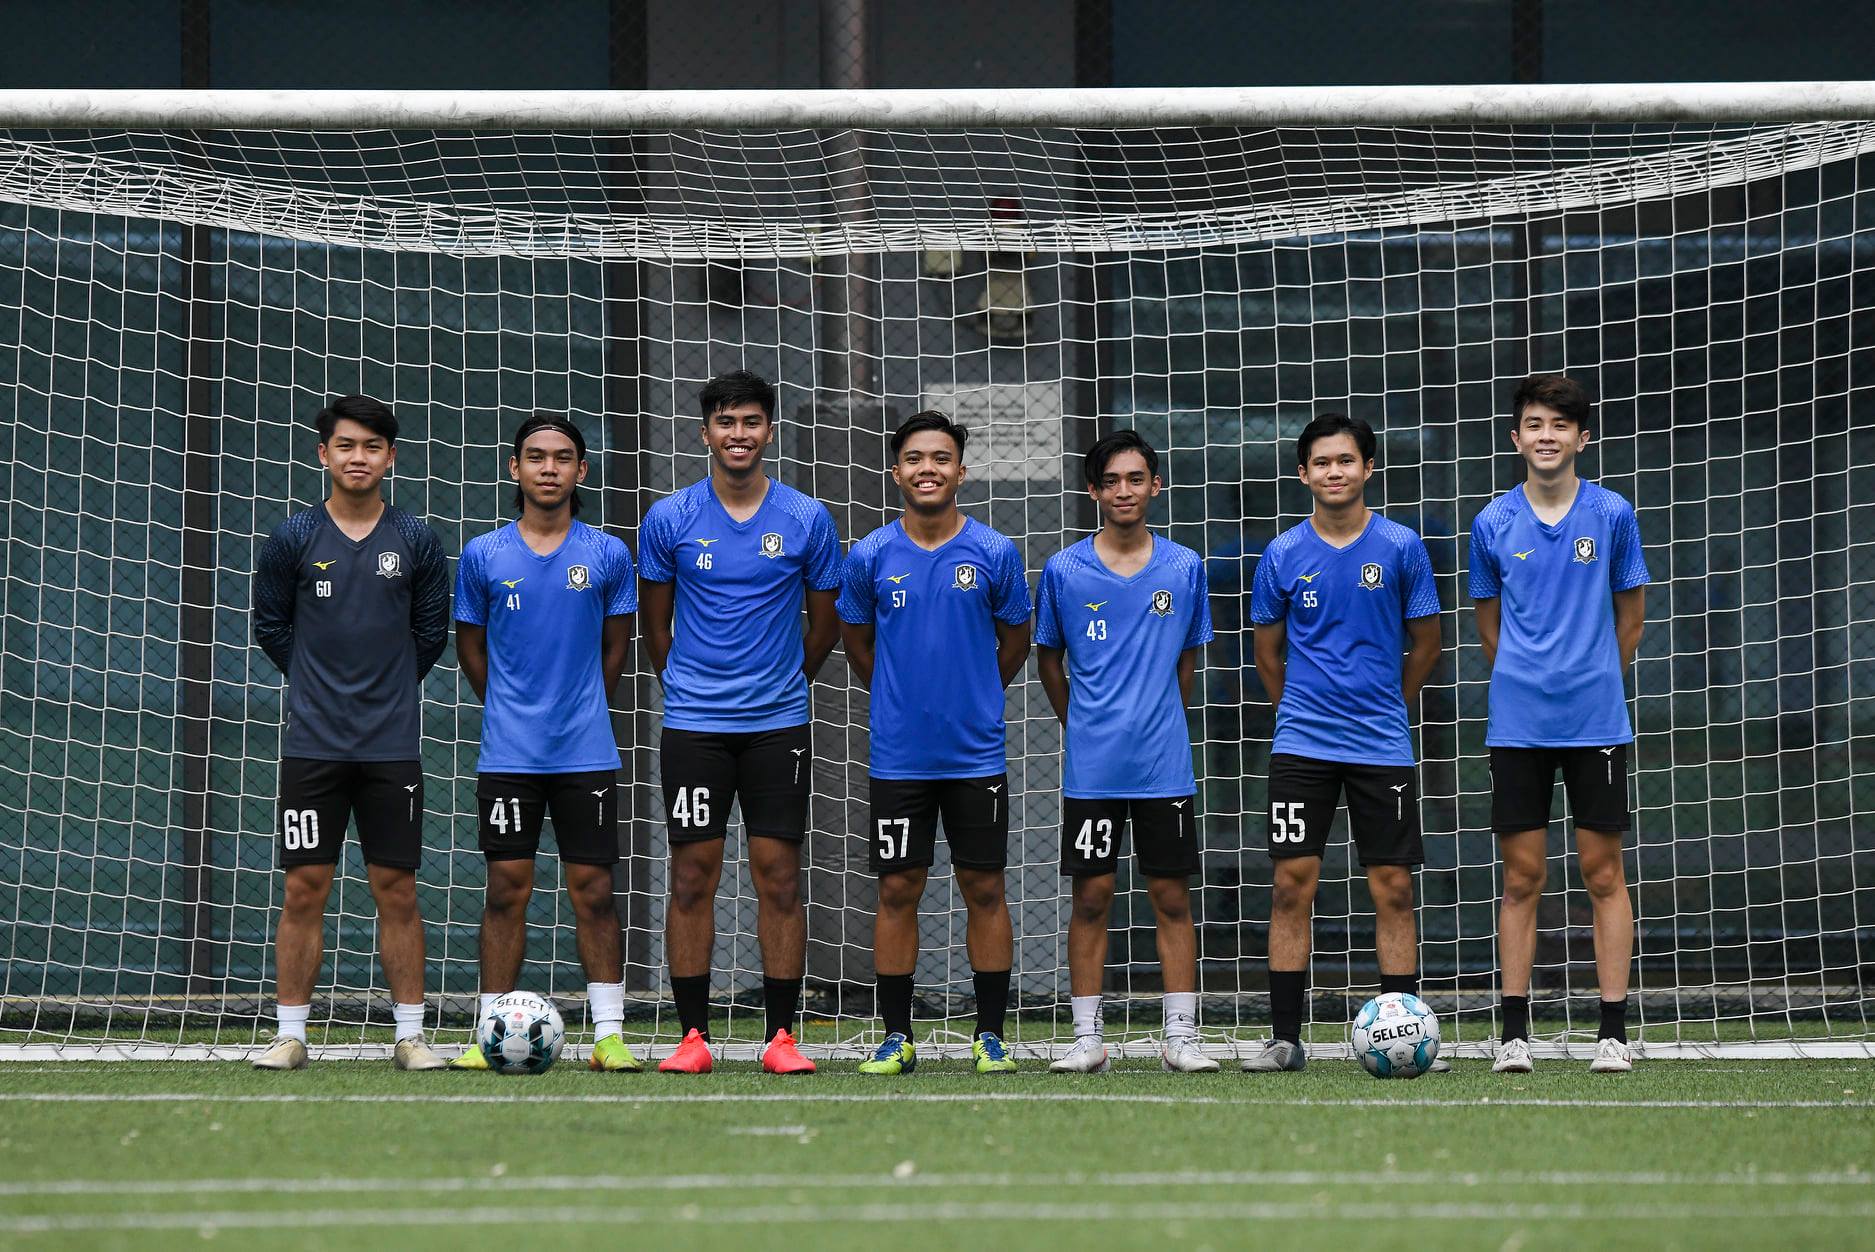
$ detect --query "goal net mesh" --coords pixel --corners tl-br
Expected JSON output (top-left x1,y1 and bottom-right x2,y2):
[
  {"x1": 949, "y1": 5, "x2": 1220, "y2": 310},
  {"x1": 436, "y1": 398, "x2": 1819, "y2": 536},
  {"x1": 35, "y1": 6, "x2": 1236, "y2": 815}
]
[{"x1": 1, "y1": 116, "x2": 1871, "y2": 1058}]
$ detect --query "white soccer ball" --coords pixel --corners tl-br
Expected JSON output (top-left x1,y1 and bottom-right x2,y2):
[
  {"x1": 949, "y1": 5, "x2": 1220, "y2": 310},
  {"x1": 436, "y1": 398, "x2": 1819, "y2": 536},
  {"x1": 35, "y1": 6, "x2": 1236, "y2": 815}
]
[
  {"x1": 1351, "y1": 991, "x2": 1440, "y2": 1079},
  {"x1": 478, "y1": 991, "x2": 565, "y2": 1075}
]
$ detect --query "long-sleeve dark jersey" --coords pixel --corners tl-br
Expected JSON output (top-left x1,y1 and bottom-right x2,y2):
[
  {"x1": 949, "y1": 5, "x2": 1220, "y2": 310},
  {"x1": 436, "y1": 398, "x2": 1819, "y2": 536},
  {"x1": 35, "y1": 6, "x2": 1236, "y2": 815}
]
[{"x1": 253, "y1": 503, "x2": 450, "y2": 762}]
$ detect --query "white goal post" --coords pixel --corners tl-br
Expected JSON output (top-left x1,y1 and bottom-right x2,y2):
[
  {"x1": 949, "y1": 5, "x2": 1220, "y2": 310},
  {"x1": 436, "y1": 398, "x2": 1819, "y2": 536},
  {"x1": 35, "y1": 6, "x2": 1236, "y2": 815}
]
[{"x1": 0, "y1": 83, "x2": 1870, "y2": 1061}]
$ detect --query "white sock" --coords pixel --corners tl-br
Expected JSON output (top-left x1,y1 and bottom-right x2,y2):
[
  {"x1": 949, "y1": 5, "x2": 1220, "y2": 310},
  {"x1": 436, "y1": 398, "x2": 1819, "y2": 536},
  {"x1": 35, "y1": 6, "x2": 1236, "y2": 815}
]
[
  {"x1": 479, "y1": 992, "x2": 498, "y2": 1022},
  {"x1": 392, "y1": 1002, "x2": 425, "y2": 1042},
  {"x1": 588, "y1": 981, "x2": 625, "y2": 1042},
  {"x1": 276, "y1": 1002, "x2": 310, "y2": 1044},
  {"x1": 1164, "y1": 991, "x2": 1199, "y2": 1041},
  {"x1": 1071, "y1": 995, "x2": 1103, "y2": 1041}
]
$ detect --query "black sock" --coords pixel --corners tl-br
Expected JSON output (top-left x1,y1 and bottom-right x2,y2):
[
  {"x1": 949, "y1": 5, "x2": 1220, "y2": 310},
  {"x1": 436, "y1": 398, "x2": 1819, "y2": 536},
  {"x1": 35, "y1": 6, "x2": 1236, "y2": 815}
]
[
  {"x1": 973, "y1": 968, "x2": 1011, "y2": 1038},
  {"x1": 1502, "y1": 995, "x2": 1530, "y2": 1043},
  {"x1": 763, "y1": 977, "x2": 803, "y2": 1042},
  {"x1": 671, "y1": 974, "x2": 711, "y2": 1040},
  {"x1": 1269, "y1": 969, "x2": 1306, "y2": 1044},
  {"x1": 1380, "y1": 973, "x2": 1419, "y2": 998},
  {"x1": 877, "y1": 973, "x2": 914, "y2": 1038},
  {"x1": 1599, "y1": 996, "x2": 1629, "y2": 1043}
]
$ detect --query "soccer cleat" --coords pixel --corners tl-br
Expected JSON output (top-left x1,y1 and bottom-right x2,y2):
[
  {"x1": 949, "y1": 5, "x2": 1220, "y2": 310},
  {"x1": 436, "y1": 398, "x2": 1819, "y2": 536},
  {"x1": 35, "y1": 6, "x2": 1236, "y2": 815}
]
[
  {"x1": 1427, "y1": 1056, "x2": 1453, "y2": 1073},
  {"x1": 393, "y1": 1036, "x2": 447, "y2": 1071},
  {"x1": 1161, "y1": 1037, "x2": 1220, "y2": 1073},
  {"x1": 252, "y1": 1036, "x2": 307, "y2": 1071},
  {"x1": 858, "y1": 1032, "x2": 916, "y2": 1075},
  {"x1": 1589, "y1": 1037, "x2": 1634, "y2": 1073},
  {"x1": 973, "y1": 1032, "x2": 1017, "y2": 1074},
  {"x1": 1492, "y1": 1037, "x2": 1534, "y2": 1074},
  {"x1": 1049, "y1": 1036, "x2": 1111, "y2": 1074},
  {"x1": 1241, "y1": 1038, "x2": 1306, "y2": 1073},
  {"x1": 449, "y1": 1042, "x2": 491, "y2": 1071},
  {"x1": 761, "y1": 1029, "x2": 817, "y2": 1075},
  {"x1": 589, "y1": 1034, "x2": 644, "y2": 1072},
  {"x1": 657, "y1": 1028, "x2": 713, "y2": 1074}
]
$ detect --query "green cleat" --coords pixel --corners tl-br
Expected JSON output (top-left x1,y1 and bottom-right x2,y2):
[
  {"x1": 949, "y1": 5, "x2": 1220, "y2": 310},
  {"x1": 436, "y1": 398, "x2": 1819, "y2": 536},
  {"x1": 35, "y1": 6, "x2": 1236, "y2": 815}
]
[
  {"x1": 588, "y1": 1034, "x2": 643, "y2": 1072},
  {"x1": 858, "y1": 1032, "x2": 916, "y2": 1075},
  {"x1": 972, "y1": 1032, "x2": 1017, "y2": 1074},
  {"x1": 449, "y1": 1042, "x2": 491, "y2": 1071}
]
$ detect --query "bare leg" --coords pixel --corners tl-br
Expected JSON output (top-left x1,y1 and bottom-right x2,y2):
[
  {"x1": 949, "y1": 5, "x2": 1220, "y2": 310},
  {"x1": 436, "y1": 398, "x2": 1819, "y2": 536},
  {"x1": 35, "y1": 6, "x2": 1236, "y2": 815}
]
[
  {"x1": 1496, "y1": 830, "x2": 1549, "y2": 998},
  {"x1": 1067, "y1": 875, "x2": 1116, "y2": 998},
  {"x1": 749, "y1": 837, "x2": 806, "y2": 980},
  {"x1": 874, "y1": 868, "x2": 928, "y2": 975},
  {"x1": 479, "y1": 858, "x2": 535, "y2": 993},
  {"x1": 954, "y1": 867, "x2": 1013, "y2": 972},
  {"x1": 365, "y1": 863, "x2": 425, "y2": 1004},
  {"x1": 1366, "y1": 864, "x2": 1418, "y2": 976},
  {"x1": 1576, "y1": 829, "x2": 1633, "y2": 1001},
  {"x1": 665, "y1": 839, "x2": 724, "y2": 979},
  {"x1": 1268, "y1": 857, "x2": 1321, "y2": 969},
  {"x1": 274, "y1": 863, "x2": 337, "y2": 1005},
  {"x1": 565, "y1": 862, "x2": 623, "y2": 984},
  {"x1": 1145, "y1": 876, "x2": 1197, "y2": 995}
]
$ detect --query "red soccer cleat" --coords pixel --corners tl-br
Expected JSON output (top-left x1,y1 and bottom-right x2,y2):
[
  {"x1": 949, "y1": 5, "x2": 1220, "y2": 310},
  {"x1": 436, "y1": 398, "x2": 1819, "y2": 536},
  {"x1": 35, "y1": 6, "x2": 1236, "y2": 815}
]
[
  {"x1": 657, "y1": 1028, "x2": 713, "y2": 1074},
  {"x1": 761, "y1": 1029, "x2": 817, "y2": 1075}
]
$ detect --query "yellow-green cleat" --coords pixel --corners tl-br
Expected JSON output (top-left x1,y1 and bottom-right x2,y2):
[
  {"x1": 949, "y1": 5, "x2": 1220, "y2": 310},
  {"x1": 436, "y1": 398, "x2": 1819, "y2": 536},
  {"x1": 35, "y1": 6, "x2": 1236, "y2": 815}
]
[
  {"x1": 858, "y1": 1032, "x2": 916, "y2": 1075},
  {"x1": 973, "y1": 1032, "x2": 1017, "y2": 1074},
  {"x1": 588, "y1": 1034, "x2": 643, "y2": 1072},
  {"x1": 449, "y1": 1042, "x2": 491, "y2": 1071}
]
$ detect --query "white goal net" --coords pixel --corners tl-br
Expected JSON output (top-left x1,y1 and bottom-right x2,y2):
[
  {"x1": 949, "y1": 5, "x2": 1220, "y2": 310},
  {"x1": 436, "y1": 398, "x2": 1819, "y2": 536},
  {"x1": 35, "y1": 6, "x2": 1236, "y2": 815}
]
[{"x1": 1, "y1": 87, "x2": 1871, "y2": 1060}]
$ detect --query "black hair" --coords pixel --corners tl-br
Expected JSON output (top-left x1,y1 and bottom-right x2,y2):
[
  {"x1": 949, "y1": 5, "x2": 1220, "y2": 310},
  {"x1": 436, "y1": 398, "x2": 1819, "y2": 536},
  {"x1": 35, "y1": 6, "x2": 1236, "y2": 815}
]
[
  {"x1": 698, "y1": 370, "x2": 777, "y2": 422},
  {"x1": 1083, "y1": 429, "x2": 1160, "y2": 487},
  {"x1": 510, "y1": 412, "x2": 588, "y2": 516},
  {"x1": 315, "y1": 395, "x2": 397, "y2": 445},
  {"x1": 1295, "y1": 412, "x2": 1376, "y2": 466},
  {"x1": 1511, "y1": 372, "x2": 1592, "y2": 429},
  {"x1": 890, "y1": 410, "x2": 969, "y2": 460}
]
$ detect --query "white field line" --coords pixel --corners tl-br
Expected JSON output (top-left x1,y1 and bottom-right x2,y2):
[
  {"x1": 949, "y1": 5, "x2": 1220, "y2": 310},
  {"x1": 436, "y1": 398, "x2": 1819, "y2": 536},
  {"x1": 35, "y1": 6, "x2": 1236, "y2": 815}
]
[
  {"x1": 2, "y1": 1167, "x2": 1872, "y2": 1201},
  {"x1": 7, "y1": 1199, "x2": 1875, "y2": 1234},
  {"x1": 725, "y1": 1125, "x2": 808, "y2": 1136}
]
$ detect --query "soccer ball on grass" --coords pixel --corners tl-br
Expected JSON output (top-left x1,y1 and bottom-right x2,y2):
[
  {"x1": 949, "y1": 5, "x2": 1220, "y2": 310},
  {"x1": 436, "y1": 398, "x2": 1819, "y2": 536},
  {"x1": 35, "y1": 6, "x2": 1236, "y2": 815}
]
[
  {"x1": 1351, "y1": 991, "x2": 1440, "y2": 1079},
  {"x1": 478, "y1": 991, "x2": 566, "y2": 1074}
]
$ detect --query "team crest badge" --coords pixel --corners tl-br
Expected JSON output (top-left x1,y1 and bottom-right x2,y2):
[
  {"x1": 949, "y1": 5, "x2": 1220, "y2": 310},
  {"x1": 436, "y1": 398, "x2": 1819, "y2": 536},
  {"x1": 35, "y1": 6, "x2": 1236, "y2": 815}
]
[
  {"x1": 1359, "y1": 562, "x2": 1384, "y2": 590},
  {"x1": 1573, "y1": 536, "x2": 1598, "y2": 564},
  {"x1": 952, "y1": 563, "x2": 980, "y2": 591},
  {"x1": 1150, "y1": 589, "x2": 1174, "y2": 617},
  {"x1": 760, "y1": 532, "x2": 785, "y2": 559},
  {"x1": 565, "y1": 563, "x2": 591, "y2": 591},
  {"x1": 375, "y1": 551, "x2": 402, "y2": 579}
]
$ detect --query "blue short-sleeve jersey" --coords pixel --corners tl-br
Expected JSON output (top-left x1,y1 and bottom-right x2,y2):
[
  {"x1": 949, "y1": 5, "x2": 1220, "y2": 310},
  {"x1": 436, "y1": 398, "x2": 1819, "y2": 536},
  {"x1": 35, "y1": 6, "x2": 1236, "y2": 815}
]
[
  {"x1": 1469, "y1": 480, "x2": 1650, "y2": 747},
  {"x1": 1034, "y1": 535, "x2": 1213, "y2": 799},
  {"x1": 638, "y1": 477, "x2": 842, "y2": 733},
  {"x1": 1250, "y1": 513, "x2": 1440, "y2": 767},
  {"x1": 837, "y1": 516, "x2": 1032, "y2": 779},
  {"x1": 455, "y1": 519, "x2": 635, "y2": 774}
]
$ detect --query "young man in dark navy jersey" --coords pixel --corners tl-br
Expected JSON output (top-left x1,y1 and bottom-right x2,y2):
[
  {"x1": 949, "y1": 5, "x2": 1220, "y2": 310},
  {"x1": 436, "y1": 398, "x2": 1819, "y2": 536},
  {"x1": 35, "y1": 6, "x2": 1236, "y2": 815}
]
[
  {"x1": 251, "y1": 396, "x2": 451, "y2": 1071},
  {"x1": 1471, "y1": 374, "x2": 1648, "y2": 1075},
  {"x1": 639, "y1": 372, "x2": 842, "y2": 1076}
]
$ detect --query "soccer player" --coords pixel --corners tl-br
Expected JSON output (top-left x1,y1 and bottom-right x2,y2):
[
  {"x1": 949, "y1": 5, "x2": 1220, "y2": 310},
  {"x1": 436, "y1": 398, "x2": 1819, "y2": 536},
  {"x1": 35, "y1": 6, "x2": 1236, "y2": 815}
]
[
  {"x1": 839, "y1": 411, "x2": 1033, "y2": 1075},
  {"x1": 1471, "y1": 374, "x2": 1648, "y2": 1075},
  {"x1": 1246, "y1": 413, "x2": 1443, "y2": 1073},
  {"x1": 449, "y1": 414, "x2": 642, "y2": 1073},
  {"x1": 251, "y1": 396, "x2": 450, "y2": 1072},
  {"x1": 638, "y1": 371, "x2": 841, "y2": 1076},
  {"x1": 1035, "y1": 431, "x2": 1218, "y2": 1074}
]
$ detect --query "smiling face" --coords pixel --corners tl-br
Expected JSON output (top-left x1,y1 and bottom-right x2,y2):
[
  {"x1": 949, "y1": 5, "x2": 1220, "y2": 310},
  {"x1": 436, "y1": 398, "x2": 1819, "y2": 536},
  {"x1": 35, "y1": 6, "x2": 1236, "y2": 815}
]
[
  {"x1": 1510, "y1": 401, "x2": 1590, "y2": 477},
  {"x1": 891, "y1": 428, "x2": 965, "y2": 514},
  {"x1": 509, "y1": 428, "x2": 587, "y2": 514},
  {"x1": 1090, "y1": 448, "x2": 1161, "y2": 529},
  {"x1": 1298, "y1": 431, "x2": 1373, "y2": 509},
  {"x1": 317, "y1": 417, "x2": 395, "y2": 499},
  {"x1": 702, "y1": 400, "x2": 775, "y2": 478}
]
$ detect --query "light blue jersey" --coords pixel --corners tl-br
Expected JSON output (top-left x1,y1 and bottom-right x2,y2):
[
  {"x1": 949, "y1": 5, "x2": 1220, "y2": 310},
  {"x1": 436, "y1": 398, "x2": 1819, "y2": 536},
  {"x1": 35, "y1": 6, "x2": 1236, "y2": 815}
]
[
  {"x1": 1469, "y1": 480, "x2": 1649, "y2": 747},
  {"x1": 1034, "y1": 535, "x2": 1213, "y2": 799},
  {"x1": 1250, "y1": 514, "x2": 1440, "y2": 767},
  {"x1": 454, "y1": 520, "x2": 635, "y2": 774},
  {"x1": 638, "y1": 477, "x2": 842, "y2": 733},
  {"x1": 837, "y1": 517, "x2": 1032, "y2": 779}
]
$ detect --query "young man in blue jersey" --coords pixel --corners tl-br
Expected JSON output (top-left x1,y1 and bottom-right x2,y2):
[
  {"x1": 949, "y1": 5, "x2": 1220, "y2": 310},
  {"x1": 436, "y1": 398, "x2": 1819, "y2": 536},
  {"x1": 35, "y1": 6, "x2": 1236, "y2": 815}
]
[
  {"x1": 1471, "y1": 374, "x2": 1649, "y2": 1075},
  {"x1": 1036, "y1": 431, "x2": 1218, "y2": 1074},
  {"x1": 251, "y1": 396, "x2": 451, "y2": 1072},
  {"x1": 1248, "y1": 413, "x2": 1444, "y2": 1073},
  {"x1": 450, "y1": 414, "x2": 642, "y2": 1073},
  {"x1": 639, "y1": 371, "x2": 842, "y2": 1076},
  {"x1": 839, "y1": 411, "x2": 1033, "y2": 1075}
]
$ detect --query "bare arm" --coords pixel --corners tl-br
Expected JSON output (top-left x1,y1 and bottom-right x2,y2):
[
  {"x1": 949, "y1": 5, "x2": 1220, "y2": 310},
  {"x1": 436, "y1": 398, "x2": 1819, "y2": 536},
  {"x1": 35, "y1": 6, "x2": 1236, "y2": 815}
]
[
  {"x1": 456, "y1": 622, "x2": 488, "y2": 703},
  {"x1": 1473, "y1": 596, "x2": 1500, "y2": 668},
  {"x1": 1178, "y1": 646, "x2": 1199, "y2": 707},
  {"x1": 1401, "y1": 615, "x2": 1442, "y2": 710},
  {"x1": 803, "y1": 588, "x2": 840, "y2": 682},
  {"x1": 841, "y1": 621, "x2": 875, "y2": 689},
  {"x1": 995, "y1": 618, "x2": 1032, "y2": 689},
  {"x1": 602, "y1": 613, "x2": 634, "y2": 702},
  {"x1": 638, "y1": 579, "x2": 674, "y2": 677},
  {"x1": 1613, "y1": 585, "x2": 1646, "y2": 670},
  {"x1": 1037, "y1": 646, "x2": 1068, "y2": 723},
  {"x1": 1252, "y1": 621, "x2": 1287, "y2": 708}
]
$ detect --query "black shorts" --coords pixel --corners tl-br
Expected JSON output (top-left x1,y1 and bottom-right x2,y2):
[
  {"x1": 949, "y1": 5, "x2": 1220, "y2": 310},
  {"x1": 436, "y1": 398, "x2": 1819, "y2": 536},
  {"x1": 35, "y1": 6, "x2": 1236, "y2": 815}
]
[
  {"x1": 1266, "y1": 753, "x2": 1423, "y2": 867},
  {"x1": 661, "y1": 725, "x2": 811, "y2": 844},
  {"x1": 476, "y1": 771, "x2": 620, "y2": 866},
  {"x1": 868, "y1": 775, "x2": 1009, "y2": 874},
  {"x1": 1061, "y1": 796, "x2": 1200, "y2": 879},
  {"x1": 1490, "y1": 744, "x2": 1632, "y2": 835},
  {"x1": 277, "y1": 757, "x2": 423, "y2": 870}
]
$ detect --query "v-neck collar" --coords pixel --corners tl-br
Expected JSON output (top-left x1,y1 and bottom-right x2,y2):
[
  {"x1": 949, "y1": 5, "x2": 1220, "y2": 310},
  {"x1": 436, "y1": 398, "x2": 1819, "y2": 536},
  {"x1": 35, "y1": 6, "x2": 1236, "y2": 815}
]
[
  {"x1": 897, "y1": 514, "x2": 971, "y2": 556},
  {"x1": 707, "y1": 474, "x2": 772, "y2": 531},
  {"x1": 1518, "y1": 480, "x2": 1584, "y2": 533},
  {"x1": 1305, "y1": 511, "x2": 1374, "y2": 554},
  {"x1": 1087, "y1": 532, "x2": 1157, "y2": 584}
]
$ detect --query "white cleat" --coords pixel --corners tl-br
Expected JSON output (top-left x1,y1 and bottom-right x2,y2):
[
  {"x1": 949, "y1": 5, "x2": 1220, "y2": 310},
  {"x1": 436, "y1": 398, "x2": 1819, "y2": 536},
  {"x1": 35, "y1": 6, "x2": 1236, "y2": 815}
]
[
  {"x1": 1049, "y1": 1036, "x2": 1111, "y2": 1074},
  {"x1": 1427, "y1": 1056, "x2": 1452, "y2": 1073},
  {"x1": 1589, "y1": 1037, "x2": 1634, "y2": 1073},
  {"x1": 1492, "y1": 1037, "x2": 1534, "y2": 1074},
  {"x1": 1161, "y1": 1037, "x2": 1219, "y2": 1073},
  {"x1": 394, "y1": 1035, "x2": 448, "y2": 1071},
  {"x1": 252, "y1": 1036, "x2": 308, "y2": 1071}
]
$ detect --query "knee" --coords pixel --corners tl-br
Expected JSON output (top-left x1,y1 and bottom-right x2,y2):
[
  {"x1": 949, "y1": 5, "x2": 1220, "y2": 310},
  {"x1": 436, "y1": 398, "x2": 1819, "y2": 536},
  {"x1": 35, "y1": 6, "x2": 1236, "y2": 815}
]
[
  {"x1": 754, "y1": 867, "x2": 801, "y2": 913},
  {"x1": 569, "y1": 873, "x2": 617, "y2": 920},
  {"x1": 1581, "y1": 856, "x2": 1628, "y2": 901},
  {"x1": 1270, "y1": 870, "x2": 1317, "y2": 917},
  {"x1": 670, "y1": 862, "x2": 716, "y2": 914},
  {"x1": 1371, "y1": 875, "x2": 1415, "y2": 918},
  {"x1": 1071, "y1": 882, "x2": 1115, "y2": 925},
  {"x1": 1503, "y1": 861, "x2": 1547, "y2": 906},
  {"x1": 958, "y1": 872, "x2": 1007, "y2": 914},
  {"x1": 1148, "y1": 881, "x2": 1192, "y2": 925},
  {"x1": 282, "y1": 872, "x2": 330, "y2": 917},
  {"x1": 877, "y1": 874, "x2": 925, "y2": 915},
  {"x1": 484, "y1": 871, "x2": 532, "y2": 917},
  {"x1": 372, "y1": 874, "x2": 418, "y2": 923}
]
